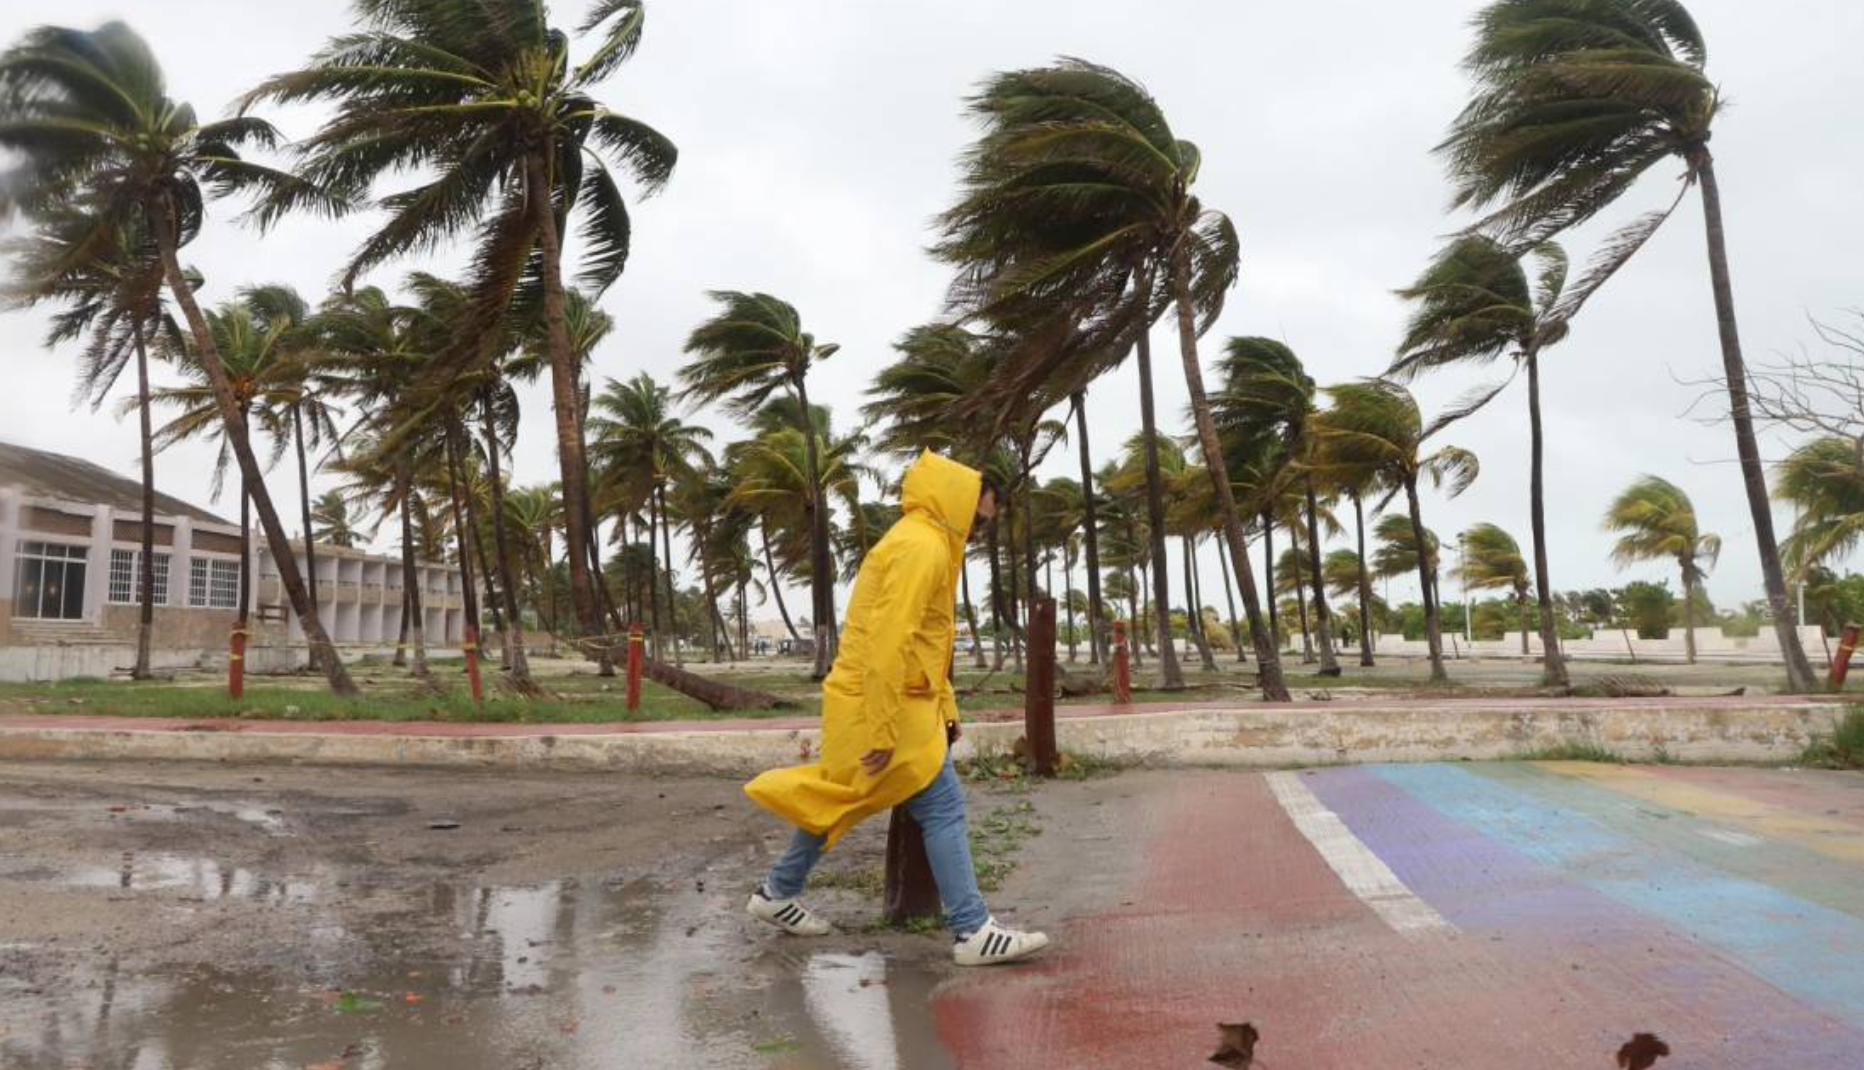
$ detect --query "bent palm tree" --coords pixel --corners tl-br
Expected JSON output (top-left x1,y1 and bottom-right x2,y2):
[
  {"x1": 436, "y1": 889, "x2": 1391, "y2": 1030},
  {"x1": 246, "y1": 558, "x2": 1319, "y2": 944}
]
[
  {"x1": 1604, "y1": 476, "x2": 1719, "y2": 663},
  {"x1": 0, "y1": 21, "x2": 357, "y2": 692},
  {"x1": 681, "y1": 292, "x2": 840, "y2": 677},
  {"x1": 1457, "y1": 523, "x2": 1533, "y2": 654},
  {"x1": 1775, "y1": 438, "x2": 1864, "y2": 583},
  {"x1": 935, "y1": 59, "x2": 1283, "y2": 700},
  {"x1": 1394, "y1": 236, "x2": 1571, "y2": 683},
  {"x1": 250, "y1": 0, "x2": 677, "y2": 657},
  {"x1": 1442, "y1": 0, "x2": 1814, "y2": 691},
  {"x1": 1310, "y1": 381, "x2": 1478, "y2": 683}
]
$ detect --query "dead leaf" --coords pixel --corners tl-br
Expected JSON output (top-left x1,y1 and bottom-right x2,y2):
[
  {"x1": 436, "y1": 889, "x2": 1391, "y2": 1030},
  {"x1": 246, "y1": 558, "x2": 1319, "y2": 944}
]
[
  {"x1": 403, "y1": 993, "x2": 425, "y2": 1005},
  {"x1": 1617, "y1": 1033, "x2": 1670, "y2": 1069},
  {"x1": 1209, "y1": 1022, "x2": 1258, "y2": 1068}
]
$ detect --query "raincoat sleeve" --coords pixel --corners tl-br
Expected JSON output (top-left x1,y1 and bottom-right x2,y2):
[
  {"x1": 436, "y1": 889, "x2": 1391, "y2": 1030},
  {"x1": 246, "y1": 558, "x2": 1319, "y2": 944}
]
[{"x1": 858, "y1": 540, "x2": 950, "y2": 753}]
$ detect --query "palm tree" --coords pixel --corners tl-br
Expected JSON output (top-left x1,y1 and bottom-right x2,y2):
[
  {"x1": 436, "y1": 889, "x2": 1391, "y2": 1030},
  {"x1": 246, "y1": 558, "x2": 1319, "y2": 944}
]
[
  {"x1": 310, "y1": 490, "x2": 364, "y2": 548},
  {"x1": 503, "y1": 484, "x2": 562, "y2": 653},
  {"x1": 1441, "y1": 0, "x2": 1816, "y2": 691},
  {"x1": 1394, "y1": 236, "x2": 1572, "y2": 683},
  {"x1": 1457, "y1": 523, "x2": 1533, "y2": 654},
  {"x1": 682, "y1": 292, "x2": 840, "y2": 677},
  {"x1": 1372, "y1": 513, "x2": 1441, "y2": 599},
  {"x1": 1776, "y1": 438, "x2": 1864, "y2": 585},
  {"x1": 6, "y1": 209, "x2": 176, "y2": 679},
  {"x1": 1604, "y1": 476, "x2": 1720, "y2": 664},
  {"x1": 1309, "y1": 381, "x2": 1478, "y2": 683},
  {"x1": 250, "y1": 0, "x2": 677, "y2": 658},
  {"x1": 0, "y1": 21, "x2": 356, "y2": 692},
  {"x1": 590, "y1": 371, "x2": 712, "y2": 661},
  {"x1": 1214, "y1": 337, "x2": 1342, "y2": 675},
  {"x1": 934, "y1": 59, "x2": 1284, "y2": 700}
]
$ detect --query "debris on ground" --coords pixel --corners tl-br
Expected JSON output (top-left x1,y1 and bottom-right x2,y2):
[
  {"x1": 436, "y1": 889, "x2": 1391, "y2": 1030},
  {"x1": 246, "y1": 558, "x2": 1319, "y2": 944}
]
[
  {"x1": 1208, "y1": 1021, "x2": 1259, "y2": 1067},
  {"x1": 1617, "y1": 1033, "x2": 1670, "y2": 1069}
]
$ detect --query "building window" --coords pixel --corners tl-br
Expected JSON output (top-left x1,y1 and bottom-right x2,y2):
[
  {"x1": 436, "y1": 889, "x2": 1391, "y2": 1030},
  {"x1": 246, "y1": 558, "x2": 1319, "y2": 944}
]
[
  {"x1": 189, "y1": 557, "x2": 243, "y2": 609},
  {"x1": 108, "y1": 549, "x2": 171, "y2": 605},
  {"x1": 13, "y1": 540, "x2": 88, "y2": 620}
]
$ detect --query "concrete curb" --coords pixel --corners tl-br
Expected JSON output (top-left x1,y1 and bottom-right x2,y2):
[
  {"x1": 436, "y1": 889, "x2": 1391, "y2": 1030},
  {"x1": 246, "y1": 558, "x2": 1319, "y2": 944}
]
[{"x1": 0, "y1": 696, "x2": 1846, "y2": 775}]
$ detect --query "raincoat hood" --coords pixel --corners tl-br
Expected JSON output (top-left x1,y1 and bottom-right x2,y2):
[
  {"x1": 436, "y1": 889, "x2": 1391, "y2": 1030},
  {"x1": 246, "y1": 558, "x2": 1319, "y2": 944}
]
[{"x1": 900, "y1": 450, "x2": 983, "y2": 551}]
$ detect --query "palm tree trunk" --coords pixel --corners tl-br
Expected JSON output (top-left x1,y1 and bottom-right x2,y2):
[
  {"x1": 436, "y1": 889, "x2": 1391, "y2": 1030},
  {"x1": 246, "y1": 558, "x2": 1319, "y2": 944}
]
[
  {"x1": 400, "y1": 488, "x2": 428, "y2": 677},
  {"x1": 394, "y1": 585, "x2": 409, "y2": 668},
  {"x1": 237, "y1": 472, "x2": 251, "y2": 692},
  {"x1": 1168, "y1": 252, "x2": 1289, "y2": 700},
  {"x1": 1133, "y1": 330, "x2": 1186, "y2": 688},
  {"x1": 960, "y1": 564, "x2": 987, "y2": 669},
  {"x1": 1519, "y1": 592, "x2": 1531, "y2": 656},
  {"x1": 790, "y1": 375, "x2": 836, "y2": 679},
  {"x1": 1063, "y1": 538, "x2": 1078, "y2": 662},
  {"x1": 292, "y1": 402, "x2": 321, "y2": 674},
  {"x1": 1184, "y1": 535, "x2": 1218, "y2": 671},
  {"x1": 1263, "y1": 516, "x2": 1279, "y2": 654},
  {"x1": 1353, "y1": 493, "x2": 1376, "y2": 667},
  {"x1": 471, "y1": 506, "x2": 510, "y2": 668},
  {"x1": 524, "y1": 152, "x2": 603, "y2": 653},
  {"x1": 760, "y1": 521, "x2": 801, "y2": 642},
  {"x1": 657, "y1": 485, "x2": 682, "y2": 667},
  {"x1": 647, "y1": 494, "x2": 664, "y2": 658},
  {"x1": 1304, "y1": 479, "x2": 1342, "y2": 676},
  {"x1": 1691, "y1": 150, "x2": 1817, "y2": 692},
  {"x1": 481, "y1": 392, "x2": 531, "y2": 682},
  {"x1": 132, "y1": 329, "x2": 156, "y2": 681},
  {"x1": 1216, "y1": 531, "x2": 1246, "y2": 663},
  {"x1": 1406, "y1": 475, "x2": 1448, "y2": 682},
  {"x1": 1682, "y1": 566, "x2": 1699, "y2": 665},
  {"x1": 149, "y1": 194, "x2": 356, "y2": 695},
  {"x1": 1072, "y1": 391, "x2": 1107, "y2": 664},
  {"x1": 1523, "y1": 347, "x2": 1568, "y2": 685},
  {"x1": 1006, "y1": 492, "x2": 1024, "y2": 673},
  {"x1": 1293, "y1": 550, "x2": 1314, "y2": 664},
  {"x1": 988, "y1": 520, "x2": 1006, "y2": 670},
  {"x1": 442, "y1": 426, "x2": 484, "y2": 700}
]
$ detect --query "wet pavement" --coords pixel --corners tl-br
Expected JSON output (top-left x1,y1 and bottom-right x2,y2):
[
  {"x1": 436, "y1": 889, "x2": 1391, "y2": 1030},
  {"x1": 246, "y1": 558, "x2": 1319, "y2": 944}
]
[{"x1": 4, "y1": 759, "x2": 1864, "y2": 1067}]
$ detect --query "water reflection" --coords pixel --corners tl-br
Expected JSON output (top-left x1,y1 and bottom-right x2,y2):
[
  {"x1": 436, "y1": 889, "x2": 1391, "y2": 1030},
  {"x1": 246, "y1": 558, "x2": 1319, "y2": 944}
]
[{"x1": 2, "y1": 867, "x2": 957, "y2": 1070}]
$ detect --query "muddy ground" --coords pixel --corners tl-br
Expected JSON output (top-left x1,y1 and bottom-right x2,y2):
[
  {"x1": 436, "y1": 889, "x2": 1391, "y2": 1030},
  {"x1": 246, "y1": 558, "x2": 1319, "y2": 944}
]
[{"x1": 0, "y1": 758, "x2": 1123, "y2": 1069}]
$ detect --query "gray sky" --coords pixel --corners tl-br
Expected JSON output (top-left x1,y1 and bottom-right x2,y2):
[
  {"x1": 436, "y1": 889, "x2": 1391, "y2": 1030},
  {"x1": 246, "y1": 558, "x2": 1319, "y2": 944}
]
[{"x1": 4, "y1": 0, "x2": 1861, "y2": 617}]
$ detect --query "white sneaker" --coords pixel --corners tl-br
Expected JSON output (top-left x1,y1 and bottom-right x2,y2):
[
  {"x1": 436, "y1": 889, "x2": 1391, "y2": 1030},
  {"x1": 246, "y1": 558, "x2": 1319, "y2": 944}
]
[
  {"x1": 747, "y1": 889, "x2": 833, "y2": 936},
  {"x1": 953, "y1": 917, "x2": 1050, "y2": 966}
]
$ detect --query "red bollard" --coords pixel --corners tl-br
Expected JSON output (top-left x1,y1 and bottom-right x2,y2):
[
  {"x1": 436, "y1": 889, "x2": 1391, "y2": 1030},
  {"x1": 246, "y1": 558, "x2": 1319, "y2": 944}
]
[
  {"x1": 1830, "y1": 623, "x2": 1860, "y2": 691},
  {"x1": 1111, "y1": 621, "x2": 1133, "y2": 705},
  {"x1": 626, "y1": 624, "x2": 645, "y2": 712},
  {"x1": 228, "y1": 626, "x2": 246, "y2": 700},
  {"x1": 463, "y1": 624, "x2": 484, "y2": 703}
]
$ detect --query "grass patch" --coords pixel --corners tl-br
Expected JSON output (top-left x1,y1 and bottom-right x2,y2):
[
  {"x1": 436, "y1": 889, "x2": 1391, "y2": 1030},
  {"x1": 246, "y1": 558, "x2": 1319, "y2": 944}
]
[
  {"x1": 1801, "y1": 709, "x2": 1864, "y2": 769},
  {"x1": 969, "y1": 799, "x2": 1040, "y2": 893},
  {"x1": 811, "y1": 864, "x2": 884, "y2": 897}
]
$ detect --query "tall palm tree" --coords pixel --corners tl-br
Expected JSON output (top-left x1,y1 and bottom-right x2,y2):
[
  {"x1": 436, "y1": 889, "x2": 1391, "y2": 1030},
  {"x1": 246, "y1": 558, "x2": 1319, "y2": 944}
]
[
  {"x1": 0, "y1": 21, "x2": 357, "y2": 692},
  {"x1": 682, "y1": 292, "x2": 840, "y2": 677},
  {"x1": 503, "y1": 484, "x2": 562, "y2": 652},
  {"x1": 1309, "y1": 381, "x2": 1478, "y2": 683},
  {"x1": 590, "y1": 371, "x2": 712, "y2": 659},
  {"x1": 1372, "y1": 514, "x2": 1441, "y2": 602},
  {"x1": 1441, "y1": 0, "x2": 1815, "y2": 691},
  {"x1": 1214, "y1": 337, "x2": 1341, "y2": 675},
  {"x1": 1604, "y1": 476, "x2": 1719, "y2": 664},
  {"x1": 1394, "y1": 236, "x2": 1572, "y2": 683},
  {"x1": 934, "y1": 59, "x2": 1284, "y2": 700},
  {"x1": 1457, "y1": 523, "x2": 1533, "y2": 654},
  {"x1": 1775, "y1": 438, "x2": 1864, "y2": 585},
  {"x1": 250, "y1": 0, "x2": 677, "y2": 656},
  {"x1": 6, "y1": 209, "x2": 177, "y2": 679}
]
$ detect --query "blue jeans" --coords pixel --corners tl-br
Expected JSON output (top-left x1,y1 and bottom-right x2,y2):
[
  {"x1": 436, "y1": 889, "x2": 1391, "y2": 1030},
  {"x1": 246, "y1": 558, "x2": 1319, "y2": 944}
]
[{"x1": 763, "y1": 757, "x2": 990, "y2": 938}]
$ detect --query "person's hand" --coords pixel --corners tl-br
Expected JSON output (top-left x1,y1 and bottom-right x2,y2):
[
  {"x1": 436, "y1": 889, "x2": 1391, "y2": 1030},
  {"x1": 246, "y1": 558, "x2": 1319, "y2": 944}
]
[
  {"x1": 946, "y1": 721, "x2": 962, "y2": 746},
  {"x1": 860, "y1": 749, "x2": 894, "y2": 776}
]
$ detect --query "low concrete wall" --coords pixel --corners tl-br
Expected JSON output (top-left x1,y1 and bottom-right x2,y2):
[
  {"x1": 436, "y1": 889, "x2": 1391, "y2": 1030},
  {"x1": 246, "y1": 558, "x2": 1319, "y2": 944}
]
[
  {"x1": 1374, "y1": 625, "x2": 1831, "y2": 665},
  {"x1": 0, "y1": 644, "x2": 202, "y2": 682},
  {"x1": 0, "y1": 698, "x2": 1842, "y2": 774}
]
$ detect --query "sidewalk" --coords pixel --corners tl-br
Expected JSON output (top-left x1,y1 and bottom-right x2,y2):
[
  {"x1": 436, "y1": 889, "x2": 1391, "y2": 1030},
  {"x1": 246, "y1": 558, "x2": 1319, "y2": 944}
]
[{"x1": 0, "y1": 693, "x2": 1845, "y2": 773}]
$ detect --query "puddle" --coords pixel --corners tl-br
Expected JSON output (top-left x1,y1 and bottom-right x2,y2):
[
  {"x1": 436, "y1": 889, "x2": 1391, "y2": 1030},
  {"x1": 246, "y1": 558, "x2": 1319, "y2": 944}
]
[{"x1": 1, "y1": 870, "x2": 960, "y2": 1070}]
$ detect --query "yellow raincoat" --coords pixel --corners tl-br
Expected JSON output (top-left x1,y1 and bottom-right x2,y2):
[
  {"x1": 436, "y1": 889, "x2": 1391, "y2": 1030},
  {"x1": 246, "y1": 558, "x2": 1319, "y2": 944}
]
[{"x1": 745, "y1": 450, "x2": 981, "y2": 849}]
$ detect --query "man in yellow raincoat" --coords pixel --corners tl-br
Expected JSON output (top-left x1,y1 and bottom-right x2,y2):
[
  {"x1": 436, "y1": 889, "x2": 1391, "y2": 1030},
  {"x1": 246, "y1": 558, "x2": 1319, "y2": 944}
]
[{"x1": 744, "y1": 451, "x2": 1051, "y2": 966}]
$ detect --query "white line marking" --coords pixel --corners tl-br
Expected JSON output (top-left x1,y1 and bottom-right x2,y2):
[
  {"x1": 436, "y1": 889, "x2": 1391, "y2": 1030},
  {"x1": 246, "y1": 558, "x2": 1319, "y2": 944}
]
[
  {"x1": 1698, "y1": 827, "x2": 1762, "y2": 848},
  {"x1": 1266, "y1": 771, "x2": 1451, "y2": 935}
]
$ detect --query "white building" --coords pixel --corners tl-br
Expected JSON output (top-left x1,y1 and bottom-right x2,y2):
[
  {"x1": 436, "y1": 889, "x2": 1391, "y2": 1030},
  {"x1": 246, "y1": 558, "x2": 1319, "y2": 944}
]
[{"x1": 1, "y1": 440, "x2": 463, "y2": 682}]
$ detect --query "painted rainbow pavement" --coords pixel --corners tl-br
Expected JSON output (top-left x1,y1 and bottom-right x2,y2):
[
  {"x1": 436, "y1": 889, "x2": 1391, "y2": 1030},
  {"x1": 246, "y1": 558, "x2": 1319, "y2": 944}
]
[{"x1": 934, "y1": 763, "x2": 1864, "y2": 1069}]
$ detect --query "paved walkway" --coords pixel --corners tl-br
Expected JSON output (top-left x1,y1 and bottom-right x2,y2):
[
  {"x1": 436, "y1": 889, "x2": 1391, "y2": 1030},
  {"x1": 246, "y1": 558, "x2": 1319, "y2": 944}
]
[{"x1": 936, "y1": 761, "x2": 1864, "y2": 1068}]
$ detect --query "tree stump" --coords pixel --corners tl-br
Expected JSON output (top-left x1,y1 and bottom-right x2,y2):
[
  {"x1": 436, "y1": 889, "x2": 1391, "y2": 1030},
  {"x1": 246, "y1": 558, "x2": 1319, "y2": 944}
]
[{"x1": 883, "y1": 807, "x2": 941, "y2": 925}]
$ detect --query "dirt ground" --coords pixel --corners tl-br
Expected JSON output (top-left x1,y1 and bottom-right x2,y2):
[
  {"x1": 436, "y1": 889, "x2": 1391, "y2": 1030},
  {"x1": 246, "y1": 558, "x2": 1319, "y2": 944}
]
[{"x1": 0, "y1": 758, "x2": 1101, "y2": 1070}]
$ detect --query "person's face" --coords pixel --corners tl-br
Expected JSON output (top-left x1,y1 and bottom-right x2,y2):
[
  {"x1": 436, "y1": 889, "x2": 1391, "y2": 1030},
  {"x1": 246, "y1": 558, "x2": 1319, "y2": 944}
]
[{"x1": 970, "y1": 487, "x2": 998, "y2": 544}]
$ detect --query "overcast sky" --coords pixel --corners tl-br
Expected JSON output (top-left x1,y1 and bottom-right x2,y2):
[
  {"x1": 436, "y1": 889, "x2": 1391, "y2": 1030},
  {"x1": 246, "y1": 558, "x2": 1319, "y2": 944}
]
[{"x1": 4, "y1": 0, "x2": 1861, "y2": 618}]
